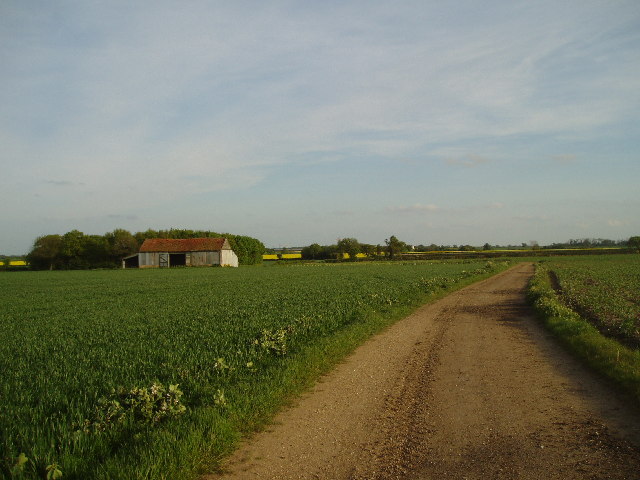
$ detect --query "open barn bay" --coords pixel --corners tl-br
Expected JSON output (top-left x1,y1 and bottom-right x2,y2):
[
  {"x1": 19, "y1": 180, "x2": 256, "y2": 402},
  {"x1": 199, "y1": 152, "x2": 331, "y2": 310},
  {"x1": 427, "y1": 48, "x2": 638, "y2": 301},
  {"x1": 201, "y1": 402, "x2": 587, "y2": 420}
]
[{"x1": 0, "y1": 260, "x2": 505, "y2": 479}]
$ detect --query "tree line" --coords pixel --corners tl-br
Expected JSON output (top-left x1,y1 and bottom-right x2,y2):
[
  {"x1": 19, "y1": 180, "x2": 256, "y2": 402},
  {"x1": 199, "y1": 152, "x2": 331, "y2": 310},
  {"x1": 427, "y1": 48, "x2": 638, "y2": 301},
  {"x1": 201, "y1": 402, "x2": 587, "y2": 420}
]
[
  {"x1": 26, "y1": 228, "x2": 265, "y2": 270},
  {"x1": 298, "y1": 236, "x2": 640, "y2": 261},
  {"x1": 300, "y1": 235, "x2": 408, "y2": 261},
  {"x1": 544, "y1": 238, "x2": 634, "y2": 249}
]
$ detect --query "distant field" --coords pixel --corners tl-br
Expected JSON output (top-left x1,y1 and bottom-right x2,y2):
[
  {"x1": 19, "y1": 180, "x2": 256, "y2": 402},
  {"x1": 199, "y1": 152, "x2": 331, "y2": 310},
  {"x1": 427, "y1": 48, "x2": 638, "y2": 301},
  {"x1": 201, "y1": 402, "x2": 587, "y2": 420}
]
[
  {"x1": 0, "y1": 260, "x2": 27, "y2": 266},
  {"x1": 542, "y1": 254, "x2": 640, "y2": 347},
  {"x1": 0, "y1": 260, "x2": 506, "y2": 479}
]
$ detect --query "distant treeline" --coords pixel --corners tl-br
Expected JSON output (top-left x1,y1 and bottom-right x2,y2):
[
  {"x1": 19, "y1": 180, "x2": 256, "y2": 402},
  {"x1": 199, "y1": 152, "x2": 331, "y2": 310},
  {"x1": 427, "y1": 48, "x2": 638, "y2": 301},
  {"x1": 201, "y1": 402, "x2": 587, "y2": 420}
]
[
  {"x1": 26, "y1": 228, "x2": 265, "y2": 270},
  {"x1": 300, "y1": 236, "x2": 408, "y2": 260},
  {"x1": 543, "y1": 238, "x2": 631, "y2": 249},
  {"x1": 296, "y1": 236, "x2": 640, "y2": 261},
  {"x1": 414, "y1": 238, "x2": 633, "y2": 251}
]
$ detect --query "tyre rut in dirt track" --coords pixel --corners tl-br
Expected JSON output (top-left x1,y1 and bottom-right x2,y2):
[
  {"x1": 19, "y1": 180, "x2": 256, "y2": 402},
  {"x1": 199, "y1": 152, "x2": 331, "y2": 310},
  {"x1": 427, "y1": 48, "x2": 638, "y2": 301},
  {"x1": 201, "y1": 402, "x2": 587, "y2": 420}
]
[{"x1": 347, "y1": 305, "x2": 451, "y2": 479}]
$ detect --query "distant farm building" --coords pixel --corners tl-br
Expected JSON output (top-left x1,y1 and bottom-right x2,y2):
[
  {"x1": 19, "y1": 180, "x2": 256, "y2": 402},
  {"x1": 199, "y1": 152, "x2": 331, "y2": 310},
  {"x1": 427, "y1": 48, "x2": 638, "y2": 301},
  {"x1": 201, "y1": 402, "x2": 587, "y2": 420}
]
[{"x1": 124, "y1": 238, "x2": 239, "y2": 268}]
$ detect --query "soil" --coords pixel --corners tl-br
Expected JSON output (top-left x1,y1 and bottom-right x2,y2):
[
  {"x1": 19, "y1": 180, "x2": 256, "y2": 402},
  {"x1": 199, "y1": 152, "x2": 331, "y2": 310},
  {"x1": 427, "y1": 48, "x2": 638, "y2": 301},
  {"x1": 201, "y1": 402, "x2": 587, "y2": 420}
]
[{"x1": 205, "y1": 263, "x2": 640, "y2": 479}]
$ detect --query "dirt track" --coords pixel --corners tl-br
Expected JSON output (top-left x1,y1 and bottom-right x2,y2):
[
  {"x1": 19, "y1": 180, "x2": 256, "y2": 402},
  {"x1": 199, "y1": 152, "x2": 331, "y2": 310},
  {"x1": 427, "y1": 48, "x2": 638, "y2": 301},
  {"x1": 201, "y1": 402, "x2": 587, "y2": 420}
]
[{"x1": 207, "y1": 263, "x2": 640, "y2": 479}]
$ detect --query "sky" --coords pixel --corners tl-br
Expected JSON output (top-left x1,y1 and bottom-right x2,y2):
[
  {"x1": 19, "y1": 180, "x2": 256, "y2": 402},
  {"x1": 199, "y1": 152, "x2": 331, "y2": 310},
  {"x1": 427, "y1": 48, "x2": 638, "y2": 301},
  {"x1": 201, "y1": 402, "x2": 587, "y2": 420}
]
[{"x1": 1, "y1": 1, "x2": 639, "y2": 254}]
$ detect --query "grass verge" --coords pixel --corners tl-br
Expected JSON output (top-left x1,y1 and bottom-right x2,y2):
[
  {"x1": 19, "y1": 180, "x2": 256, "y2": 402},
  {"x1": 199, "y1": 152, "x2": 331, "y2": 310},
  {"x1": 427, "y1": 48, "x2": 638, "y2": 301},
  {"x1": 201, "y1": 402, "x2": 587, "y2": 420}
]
[{"x1": 527, "y1": 263, "x2": 640, "y2": 404}]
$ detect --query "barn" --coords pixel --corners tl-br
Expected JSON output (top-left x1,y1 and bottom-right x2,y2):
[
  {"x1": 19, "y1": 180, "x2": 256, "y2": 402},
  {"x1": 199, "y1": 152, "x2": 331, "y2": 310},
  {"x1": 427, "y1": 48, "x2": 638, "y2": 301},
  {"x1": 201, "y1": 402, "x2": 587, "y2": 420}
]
[{"x1": 125, "y1": 237, "x2": 239, "y2": 268}]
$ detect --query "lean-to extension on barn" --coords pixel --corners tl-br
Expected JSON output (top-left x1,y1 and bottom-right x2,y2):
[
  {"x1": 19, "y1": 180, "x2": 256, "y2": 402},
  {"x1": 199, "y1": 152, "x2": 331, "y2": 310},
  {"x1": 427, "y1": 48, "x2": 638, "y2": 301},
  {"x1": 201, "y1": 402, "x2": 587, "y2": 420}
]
[{"x1": 126, "y1": 237, "x2": 239, "y2": 268}]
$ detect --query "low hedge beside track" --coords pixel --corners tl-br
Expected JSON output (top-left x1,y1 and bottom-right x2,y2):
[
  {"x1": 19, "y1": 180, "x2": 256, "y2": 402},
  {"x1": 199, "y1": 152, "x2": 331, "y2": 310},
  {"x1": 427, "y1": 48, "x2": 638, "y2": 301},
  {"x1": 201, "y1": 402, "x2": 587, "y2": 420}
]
[{"x1": 527, "y1": 263, "x2": 640, "y2": 404}]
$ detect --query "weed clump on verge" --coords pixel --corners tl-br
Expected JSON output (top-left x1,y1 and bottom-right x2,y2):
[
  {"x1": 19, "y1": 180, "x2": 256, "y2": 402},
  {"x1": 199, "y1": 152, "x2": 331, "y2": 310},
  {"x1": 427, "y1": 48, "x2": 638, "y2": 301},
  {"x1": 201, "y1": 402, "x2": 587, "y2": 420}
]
[{"x1": 78, "y1": 383, "x2": 186, "y2": 434}]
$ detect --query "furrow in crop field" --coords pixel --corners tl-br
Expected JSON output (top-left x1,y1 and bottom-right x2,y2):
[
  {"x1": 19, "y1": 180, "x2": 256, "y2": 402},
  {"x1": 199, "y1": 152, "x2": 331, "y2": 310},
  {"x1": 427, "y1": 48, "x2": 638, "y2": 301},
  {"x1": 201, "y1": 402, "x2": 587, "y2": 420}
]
[{"x1": 541, "y1": 254, "x2": 640, "y2": 348}]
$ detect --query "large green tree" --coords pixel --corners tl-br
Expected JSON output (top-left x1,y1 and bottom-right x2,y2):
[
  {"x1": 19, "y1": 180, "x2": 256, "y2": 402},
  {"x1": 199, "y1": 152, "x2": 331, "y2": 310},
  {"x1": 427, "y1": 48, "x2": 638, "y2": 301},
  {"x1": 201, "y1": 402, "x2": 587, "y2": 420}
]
[
  {"x1": 226, "y1": 234, "x2": 265, "y2": 265},
  {"x1": 301, "y1": 243, "x2": 323, "y2": 260},
  {"x1": 629, "y1": 236, "x2": 640, "y2": 252},
  {"x1": 26, "y1": 234, "x2": 63, "y2": 270},
  {"x1": 105, "y1": 229, "x2": 139, "y2": 263},
  {"x1": 60, "y1": 230, "x2": 88, "y2": 268},
  {"x1": 359, "y1": 243, "x2": 377, "y2": 257},
  {"x1": 385, "y1": 235, "x2": 407, "y2": 260},
  {"x1": 84, "y1": 235, "x2": 111, "y2": 267},
  {"x1": 337, "y1": 238, "x2": 361, "y2": 261}
]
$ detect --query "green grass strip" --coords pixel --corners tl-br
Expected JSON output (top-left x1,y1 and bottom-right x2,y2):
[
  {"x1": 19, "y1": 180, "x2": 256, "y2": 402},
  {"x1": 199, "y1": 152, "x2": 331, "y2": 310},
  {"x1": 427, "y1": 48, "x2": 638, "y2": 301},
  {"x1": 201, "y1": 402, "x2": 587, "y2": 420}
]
[{"x1": 527, "y1": 263, "x2": 640, "y2": 403}]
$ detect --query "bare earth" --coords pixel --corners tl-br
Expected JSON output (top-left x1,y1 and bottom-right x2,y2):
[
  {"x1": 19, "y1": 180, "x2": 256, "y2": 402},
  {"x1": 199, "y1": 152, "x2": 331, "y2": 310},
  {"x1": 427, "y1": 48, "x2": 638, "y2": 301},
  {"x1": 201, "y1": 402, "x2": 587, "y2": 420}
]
[{"x1": 206, "y1": 263, "x2": 640, "y2": 479}]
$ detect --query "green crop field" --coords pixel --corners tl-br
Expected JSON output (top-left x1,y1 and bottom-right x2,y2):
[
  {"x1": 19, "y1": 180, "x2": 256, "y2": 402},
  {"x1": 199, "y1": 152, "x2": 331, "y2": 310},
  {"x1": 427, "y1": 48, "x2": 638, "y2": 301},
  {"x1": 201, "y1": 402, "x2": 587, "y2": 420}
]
[
  {"x1": 0, "y1": 260, "x2": 507, "y2": 480},
  {"x1": 528, "y1": 254, "x2": 640, "y2": 404},
  {"x1": 542, "y1": 254, "x2": 640, "y2": 347}
]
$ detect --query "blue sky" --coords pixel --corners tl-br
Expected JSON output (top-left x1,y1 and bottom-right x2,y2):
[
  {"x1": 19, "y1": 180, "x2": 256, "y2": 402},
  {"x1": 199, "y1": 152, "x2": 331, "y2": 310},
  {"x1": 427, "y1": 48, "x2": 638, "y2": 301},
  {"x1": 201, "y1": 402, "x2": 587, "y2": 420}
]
[{"x1": 1, "y1": 1, "x2": 639, "y2": 254}]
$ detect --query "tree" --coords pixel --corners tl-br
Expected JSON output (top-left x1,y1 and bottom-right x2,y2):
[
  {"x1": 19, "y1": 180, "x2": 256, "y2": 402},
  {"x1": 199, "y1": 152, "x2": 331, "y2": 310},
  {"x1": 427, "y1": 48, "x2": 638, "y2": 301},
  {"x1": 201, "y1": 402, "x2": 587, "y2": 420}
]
[
  {"x1": 385, "y1": 235, "x2": 406, "y2": 260},
  {"x1": 84, "y1": 235, "x2": 111, "y2": 267},
  {"x1": 629, "y1": 236, "x2": 640, "y2": 252},
  {"x1": 302, "y1": 243, "x2": 323, "y2": 260},
  {"x1": 225, "y1": 234, "x2": 265, "y2": 265},
  {"x1": 360, "y1": 243, "x2": 376, "y2": 258},
  {"x1": 337, "y1": 238, "x2": 360, "y2": 261},
  {"x1": 135, "y1": 229, "x2": 159, "y2": 245},
  {"x1": 27, "y1": 234, "x2": 62, "y2": 270},
  {"x1": 105, "y1": 229, "x2": 138, "y2": 263},
  {"x1": 60, "y1": 230, "x2": 88, "y2": 268}
]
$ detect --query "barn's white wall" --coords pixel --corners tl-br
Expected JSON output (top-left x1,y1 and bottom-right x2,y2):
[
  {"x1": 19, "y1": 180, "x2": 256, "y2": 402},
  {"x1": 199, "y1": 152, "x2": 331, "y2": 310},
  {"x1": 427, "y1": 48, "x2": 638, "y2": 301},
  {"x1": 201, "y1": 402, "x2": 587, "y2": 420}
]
[{"x1": 220, "y1": 249, "x2": 239, "y2": 267}]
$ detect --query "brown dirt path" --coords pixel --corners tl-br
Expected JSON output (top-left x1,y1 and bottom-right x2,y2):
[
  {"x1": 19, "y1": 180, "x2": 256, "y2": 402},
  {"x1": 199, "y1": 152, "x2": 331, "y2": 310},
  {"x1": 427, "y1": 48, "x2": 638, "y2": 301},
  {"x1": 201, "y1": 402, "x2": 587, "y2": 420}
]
[{"x1": 205, "y1": 263, "x2": 640, "y2": 479}]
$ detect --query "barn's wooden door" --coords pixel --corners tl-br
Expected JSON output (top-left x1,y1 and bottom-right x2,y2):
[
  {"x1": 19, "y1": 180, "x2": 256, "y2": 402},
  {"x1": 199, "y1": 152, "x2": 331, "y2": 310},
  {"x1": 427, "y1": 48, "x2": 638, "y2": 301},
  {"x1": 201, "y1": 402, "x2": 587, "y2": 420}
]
[{"x1": 159, "y1": 253, "x2": 169, "y2": 268}]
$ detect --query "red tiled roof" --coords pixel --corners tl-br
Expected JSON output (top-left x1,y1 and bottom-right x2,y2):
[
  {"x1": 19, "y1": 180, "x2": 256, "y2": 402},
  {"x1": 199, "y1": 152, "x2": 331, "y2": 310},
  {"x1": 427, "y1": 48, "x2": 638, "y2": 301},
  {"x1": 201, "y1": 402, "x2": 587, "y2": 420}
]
[{"x1": 139, "y1": 237, "x2": 228, "y2": 253}]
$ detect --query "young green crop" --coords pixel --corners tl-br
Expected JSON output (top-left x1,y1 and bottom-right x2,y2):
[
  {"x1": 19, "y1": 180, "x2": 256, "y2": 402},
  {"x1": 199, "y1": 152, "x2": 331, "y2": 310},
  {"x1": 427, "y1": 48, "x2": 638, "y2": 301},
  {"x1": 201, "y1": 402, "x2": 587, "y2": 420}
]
[
  {"x1": 528, "y1": 257, "x2": 640, "y2": 403},
  {"x1": 541, "y1": 254, "x2": 640, "y2": 347},
  {"x1": 0, "y1": 260, "x2": 507, "y2": 479}
]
